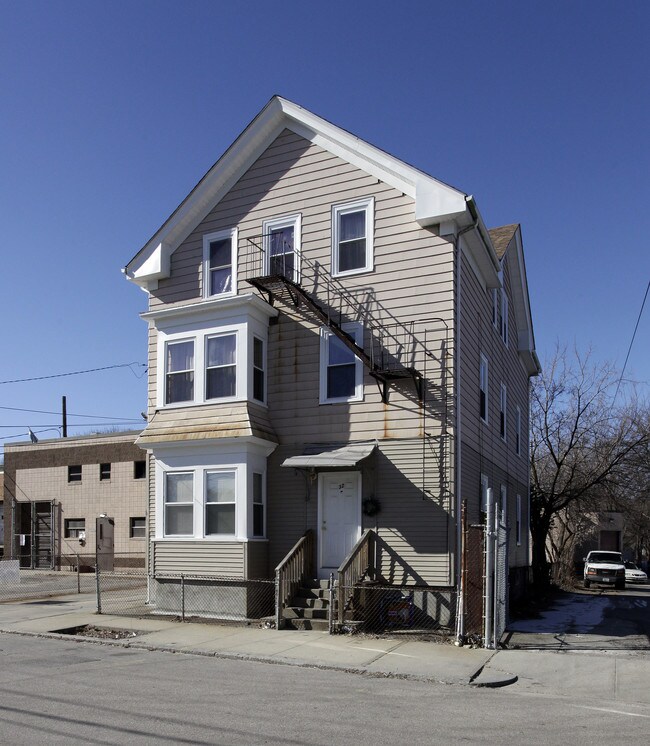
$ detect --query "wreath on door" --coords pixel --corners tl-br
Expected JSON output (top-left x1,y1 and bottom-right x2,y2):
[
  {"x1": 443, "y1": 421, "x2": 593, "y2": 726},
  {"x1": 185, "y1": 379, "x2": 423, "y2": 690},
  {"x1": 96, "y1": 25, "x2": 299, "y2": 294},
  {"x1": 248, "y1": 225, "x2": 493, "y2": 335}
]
[{"x1": 362, "y1": 497, "x2": 381, "y2": 517}]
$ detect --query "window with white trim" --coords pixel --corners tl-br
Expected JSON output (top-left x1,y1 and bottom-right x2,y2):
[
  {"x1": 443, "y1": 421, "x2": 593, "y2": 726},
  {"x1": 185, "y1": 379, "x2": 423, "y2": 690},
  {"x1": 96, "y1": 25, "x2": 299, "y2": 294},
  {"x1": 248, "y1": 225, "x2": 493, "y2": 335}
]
[
  {"x1": 515, "y1": 405, "x2": 522, "y2": 456},
  {"x1": 501, "y1": 293, "x2": 508, "y2": 346},
  {"x1": 500, "y1": 382, "x2": 507, "y2": 441},
  {"x1": 332, "y1": 197, "x2": 374, "y2": 276},
  {"x1": 479, "y1": 354, "x2": 489, "y2": 423},
  {"x1": 252, "y1": 337, "x2": 265, "y2": 403},
  {"x1": 164, "y1": 472, "x2": 194, "y2": 536},
  {"x1": 516, "y1": 494, "x2": 522, "y2": 546},
  {"x1": 165, "y1": 340, "x2": 194, "y2": 404},
  {"x1": 203, "y1": 229, "x2": 237, "y2": 297},
  {"x1": 264, "y1": 214, "x2": 300, "y2": 282},
  {"x1": 205, "y1": 333, "x2": 237, "y2": 400},
  {"x1": 320, "y1": 323, "x2": 364, "y2": 403},
  {"x1": 205, "y1": 470, "x2": 236, "y2": 535},
  {"x1": 253, "y1": 472, "x2": 265, "y2": 538}
]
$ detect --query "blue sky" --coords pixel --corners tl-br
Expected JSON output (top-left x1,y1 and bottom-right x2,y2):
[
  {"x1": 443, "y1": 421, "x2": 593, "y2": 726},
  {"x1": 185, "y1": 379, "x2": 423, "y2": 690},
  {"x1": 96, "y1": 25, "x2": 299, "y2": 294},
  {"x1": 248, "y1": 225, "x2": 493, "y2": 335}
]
[{"x1": 1, "y1": 0, "x2": 648, "y2": 449}]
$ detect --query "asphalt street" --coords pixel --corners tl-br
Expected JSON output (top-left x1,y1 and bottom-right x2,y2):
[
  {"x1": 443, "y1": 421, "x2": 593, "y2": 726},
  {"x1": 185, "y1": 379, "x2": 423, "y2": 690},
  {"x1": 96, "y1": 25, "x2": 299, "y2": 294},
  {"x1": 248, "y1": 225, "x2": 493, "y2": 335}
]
[{"x1": 1, "y1": 633, "x2": 649, "y2": 745}]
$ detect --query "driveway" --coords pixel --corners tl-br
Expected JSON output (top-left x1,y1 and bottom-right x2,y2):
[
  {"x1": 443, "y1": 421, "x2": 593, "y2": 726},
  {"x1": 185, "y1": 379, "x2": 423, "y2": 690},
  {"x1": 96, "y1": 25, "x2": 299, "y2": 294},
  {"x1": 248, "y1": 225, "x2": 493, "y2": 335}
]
[{"x1": 504, "y1": 585, "x2": 650, "y2": 650}]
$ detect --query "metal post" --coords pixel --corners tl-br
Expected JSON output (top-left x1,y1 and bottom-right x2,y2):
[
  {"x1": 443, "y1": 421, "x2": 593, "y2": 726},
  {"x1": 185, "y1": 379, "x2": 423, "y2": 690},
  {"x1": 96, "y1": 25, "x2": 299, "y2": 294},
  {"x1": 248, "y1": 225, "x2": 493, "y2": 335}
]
[
  {"x1": 180, "y1": 574, "x2": 185, "y2": 622},
  {"x1": 95, "y1": 562, "x2": 102, "y2": 614},
  {"x1": 484, "y1": 488, "x2": 494, "y2": 648},
  {"x1": 328, "y1": 572, "x2": 335, "y2": 634},
  {"x1": 274, "y1": 570, "x2": 281, "y2": 630}
]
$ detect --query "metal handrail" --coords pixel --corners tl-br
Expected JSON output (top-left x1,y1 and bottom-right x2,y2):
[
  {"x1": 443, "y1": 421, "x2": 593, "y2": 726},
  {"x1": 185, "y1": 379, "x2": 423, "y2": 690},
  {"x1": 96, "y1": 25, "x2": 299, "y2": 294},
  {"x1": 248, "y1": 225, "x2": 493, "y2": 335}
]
[
  {"x1": 337, "y1": 529, "x2": 376, "y2": 626},
  {"x1": 275, "y1": 529, "x2": 314, "y2": 629}
]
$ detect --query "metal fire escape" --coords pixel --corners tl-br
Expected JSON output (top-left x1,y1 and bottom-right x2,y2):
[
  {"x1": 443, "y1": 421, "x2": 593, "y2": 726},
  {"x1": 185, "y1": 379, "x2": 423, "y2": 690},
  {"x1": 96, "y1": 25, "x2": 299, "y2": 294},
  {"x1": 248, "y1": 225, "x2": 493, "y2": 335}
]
[{"x1": 243, "y1": 236, "x2": 427, "y2": 404}]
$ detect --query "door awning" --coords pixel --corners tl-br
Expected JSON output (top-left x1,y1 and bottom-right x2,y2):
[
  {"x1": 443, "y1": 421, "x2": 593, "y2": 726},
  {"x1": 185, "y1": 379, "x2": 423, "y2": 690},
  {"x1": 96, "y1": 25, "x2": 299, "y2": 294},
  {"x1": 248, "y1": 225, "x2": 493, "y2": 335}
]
[{"x1": 281, "y1": 442, "x2": 376, "y2": 469}]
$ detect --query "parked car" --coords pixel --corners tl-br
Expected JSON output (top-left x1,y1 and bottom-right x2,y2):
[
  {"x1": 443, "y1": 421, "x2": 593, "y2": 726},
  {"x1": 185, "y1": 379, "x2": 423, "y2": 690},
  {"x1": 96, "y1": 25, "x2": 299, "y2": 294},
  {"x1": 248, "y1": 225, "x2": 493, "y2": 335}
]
[
  {"x1": 583, "y1": 550, "x2": 626, "y2": 590},
  {"x1": 624, "y1": 561, "x2": 648, "y2": 584}
]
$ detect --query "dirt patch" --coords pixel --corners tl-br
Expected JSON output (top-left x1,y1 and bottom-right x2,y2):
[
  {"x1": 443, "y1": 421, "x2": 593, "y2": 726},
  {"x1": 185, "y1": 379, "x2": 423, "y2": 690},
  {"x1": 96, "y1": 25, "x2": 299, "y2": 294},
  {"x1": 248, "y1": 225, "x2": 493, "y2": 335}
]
[{"x1": 54, "y1": 624, "x2": 142, "y2": 640}]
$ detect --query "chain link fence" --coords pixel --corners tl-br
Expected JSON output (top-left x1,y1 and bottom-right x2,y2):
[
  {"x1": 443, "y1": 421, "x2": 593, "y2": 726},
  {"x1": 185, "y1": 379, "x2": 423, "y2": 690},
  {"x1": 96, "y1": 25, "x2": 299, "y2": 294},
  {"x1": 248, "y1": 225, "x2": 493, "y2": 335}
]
[
  {"x1": 96, "y1": 568, "x2": 276, "y2": 624},
  {"x1": 334, "y1": 583, "x2": 456, "y2": 635}
]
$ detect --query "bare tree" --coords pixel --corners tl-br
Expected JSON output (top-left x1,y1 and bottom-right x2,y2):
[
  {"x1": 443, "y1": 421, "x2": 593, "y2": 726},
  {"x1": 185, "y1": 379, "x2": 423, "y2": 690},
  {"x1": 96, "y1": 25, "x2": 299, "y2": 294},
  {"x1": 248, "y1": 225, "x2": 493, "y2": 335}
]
[{"x1": 529, "y1": 348, "x2": 649, "y2": 587}]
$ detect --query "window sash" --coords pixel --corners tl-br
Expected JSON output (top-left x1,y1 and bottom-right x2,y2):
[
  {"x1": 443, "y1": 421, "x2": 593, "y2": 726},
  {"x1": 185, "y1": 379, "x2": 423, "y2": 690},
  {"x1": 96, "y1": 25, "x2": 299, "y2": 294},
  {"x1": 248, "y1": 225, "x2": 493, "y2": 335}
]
[
  {"x1": 208, "y1": 237, "x2": 233, "y2": 295},
  {"x1": 323, "y1": 326, "x2": 362, "y2": 402},
  {"x1": 164, "y1": 472, "x2": 194, "y2": 536},
  {"x1": 500, "y1": 384, "x2": 507, "y2": 439},
  {"x1": 253, "y1": 337, "x2": 265, "y2": 402},
  {"x1": 206, "y1": 334, "x2": 237, "y2": 400},
  {"x1": 516, "y1": 495, "x2": 522, "y2": 545},
  {"x1": 332, "y1": 198, "x2": 373, "y2": 276},
  {"x1": 130, "y1": 517, "x2": 146, "y2": 538},
  {"x1": 479, "y1": 356, "x2": 488, "y2": 422},
  {"x1": 205, "y1": 471, "x2": 236, "y2": 535},
  {"x1": 166, "y1": 340, "x2": 195, "y2": 404},
  {"x1": 100, "y1": 463, "x2": 111, "y2": 480},
  {"x1": 65, "y1": 519, "x2": 85, "y2": 538},
  {"x1": 68, "y1": 465, "x2": 82, "y2": 483},
  {"x1": 253, "y1": 472, "x2": 264, "y2": 537}
]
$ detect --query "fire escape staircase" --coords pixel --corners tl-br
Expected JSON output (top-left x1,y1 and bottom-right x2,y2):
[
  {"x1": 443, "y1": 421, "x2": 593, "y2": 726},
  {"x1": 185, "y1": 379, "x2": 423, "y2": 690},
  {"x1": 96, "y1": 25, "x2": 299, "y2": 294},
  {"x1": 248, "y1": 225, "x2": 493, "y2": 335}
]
[{"x1": 244, "y1": 237, "x2": 425, "y2": 404}]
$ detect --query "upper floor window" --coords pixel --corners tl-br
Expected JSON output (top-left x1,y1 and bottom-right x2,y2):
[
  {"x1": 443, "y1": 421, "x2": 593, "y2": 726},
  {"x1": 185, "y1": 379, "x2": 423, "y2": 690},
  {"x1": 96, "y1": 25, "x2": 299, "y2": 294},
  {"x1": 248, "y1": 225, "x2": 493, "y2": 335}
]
[
  {"x1": 206, "y1": 333, "x2": 236, "y2": 400},
  {"x1": 320, "y1": 323, "x2": 364, "y2": 404},
  {"x1": 252, "y1": 337, "x2": 265, "y2": 403},
  {"x1": 166, "y1": 340, "x2": 194, "y2": 404},
  {"x1": 264, "y1": 214, "x2": 300, "y2": 282},
  {"x1": 515, "y1": 405, "x2": 522, "y2": 456},
  {"x1": 68, "y1": 465, "x2": 82, "y2": 483},
  {"x1": 516, "y1": 494, "x2": 522, "y2": 546},
  {"x1": 479, "y1": 354, "x2": 489, "y2": 423},
  {"x1": 164, "y1": 472, "x2": 194, "y2": 536},
  {"x1": 100, "y1": 463, "x2": 111, "y2": 481},
  {"x1": 500, "y1": 382, "x2": 507, "y2": 441},
  {"x1": 501, "y1": 293, "x2": 509, "y2": 346},
  {"x1": 203, "y1": 229, "x2": 237, "y2": 297},
  {"x1": 491, "y1": 287, "x2": 508, "y2": 346},
  {"x1": 332, "y1": 197, "x2": 374, "y2": 277}
]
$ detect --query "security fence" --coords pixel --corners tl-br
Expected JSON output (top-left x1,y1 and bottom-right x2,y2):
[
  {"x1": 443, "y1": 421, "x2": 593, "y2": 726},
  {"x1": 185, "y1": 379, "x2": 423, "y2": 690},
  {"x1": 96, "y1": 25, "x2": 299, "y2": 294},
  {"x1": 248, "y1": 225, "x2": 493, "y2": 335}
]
[
  {"x1": 334, "y1": 582, "x2": 456, "y2": 635},
  {"x1": 96, "y1": 567, "x2": 275, "y2": 624}
]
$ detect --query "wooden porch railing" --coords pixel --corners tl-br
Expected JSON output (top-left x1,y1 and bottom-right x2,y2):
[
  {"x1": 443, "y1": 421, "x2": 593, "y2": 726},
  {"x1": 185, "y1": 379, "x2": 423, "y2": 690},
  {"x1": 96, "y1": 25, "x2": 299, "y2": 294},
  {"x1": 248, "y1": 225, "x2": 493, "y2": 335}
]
[
  {"x1": 274, "y1": 529, "x2": 314, "y2": 630},
  {"x1": 337, "y1": 529, "x2": 377, "y2": 626}
]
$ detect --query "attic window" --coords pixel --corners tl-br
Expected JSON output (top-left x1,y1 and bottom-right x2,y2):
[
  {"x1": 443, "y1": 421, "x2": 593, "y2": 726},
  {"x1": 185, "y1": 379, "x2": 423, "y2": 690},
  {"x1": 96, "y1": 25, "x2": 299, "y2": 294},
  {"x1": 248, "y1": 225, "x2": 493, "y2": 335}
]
[
  {"x1": 203, "y1": 228, "x2": 237, "y2": 298},
  {"x1": 331, "y1": 198, "x2": 374, "y2": 277}
]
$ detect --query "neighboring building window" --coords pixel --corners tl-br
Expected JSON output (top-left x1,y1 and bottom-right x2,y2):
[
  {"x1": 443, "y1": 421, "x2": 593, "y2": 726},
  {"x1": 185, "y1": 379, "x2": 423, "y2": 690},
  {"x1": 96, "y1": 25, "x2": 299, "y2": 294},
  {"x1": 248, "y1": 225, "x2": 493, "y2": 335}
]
[
  {"x1": 130, "y1": 517, "x2": 146, "y2": 539},
  {"x1": 480, "y1": 474, "x2": 489, "y2": 514},
  {"x1": 65, "y1": 518, "x2": 85, "y2": 538},
  {"x1": 501, "y1": 293, "x2": 508, "y2": 346},
  {"x1": 331, "y1": 197, "x2": 374, "y2": 276},
  {"x1": 500, "y1": 383, "x2": 507, "y2": 441},
  {"x1": 252, "y1": 337, "x2": 265, "y2": 403},
  {"x1": 203, "y1": 228, "x2": 237, "y2": 297},
  {"x1": 166, "y1": 340, "x2": 194, "y2": 404},
  {"x1": 253, "y1": 472, "x2": 264, "y2": 538},
  {"x1": 134, "y1": 460, "x2": 147, "y2": 479},
  {"x1": 320, "y1": 323, "x2": 363, "y2": 403},
  {"x1": 205, "y1": 470, "x2": 236, "y2": 535},
  {"x1": 500, "y1": 484, "x2": 507, "y2": 524},
  {"x1": 264, "y1": 214, "x2": 300, "y2": 281},
  {"x1": 100, "y1": 463, "x2": 111, "y2": 481},
  {"x1": 515, "y1": 406, "x2": 521, "y2": 456},
  {"x1": 479, "y1": 354, "x2": 489, "y2": 423},
  {"x1": 491, "y1": 288, "x2": 499, "y2": 328},
  {"x1": 164, "y1": 472, "x2": 194, "y2": 536},
  {"x1": 68, "y1": 465, "x2": 82, "y2": 483},
  {"x1": 206, "y1": 333, "x2": 237, "y2": 400},
  {"x1": 516, "y1": 495, "x2": 522, "y2": 546}
]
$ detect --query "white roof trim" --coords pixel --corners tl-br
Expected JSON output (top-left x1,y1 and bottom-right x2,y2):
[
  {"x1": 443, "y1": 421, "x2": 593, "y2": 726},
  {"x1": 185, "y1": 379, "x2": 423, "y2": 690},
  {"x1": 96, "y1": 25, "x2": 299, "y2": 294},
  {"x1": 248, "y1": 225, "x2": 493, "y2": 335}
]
[
  {"x1": 124, "y1": 96, "x2": 470, "y2": 288},
  {"x1": 282, "y1": 442, "x2": 376, "y2": 469}
]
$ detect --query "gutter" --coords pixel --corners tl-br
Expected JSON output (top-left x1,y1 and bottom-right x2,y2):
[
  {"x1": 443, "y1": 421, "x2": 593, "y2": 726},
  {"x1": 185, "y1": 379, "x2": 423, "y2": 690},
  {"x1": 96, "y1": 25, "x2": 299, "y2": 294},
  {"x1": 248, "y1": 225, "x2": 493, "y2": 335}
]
[{"x1": 465, "y1": 196, "x2": 501, "y2": 276}]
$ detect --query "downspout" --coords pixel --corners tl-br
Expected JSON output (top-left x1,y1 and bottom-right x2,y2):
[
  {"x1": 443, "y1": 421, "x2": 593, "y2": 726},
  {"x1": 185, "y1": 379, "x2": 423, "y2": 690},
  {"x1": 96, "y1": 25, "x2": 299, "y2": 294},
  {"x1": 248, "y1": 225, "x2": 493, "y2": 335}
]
[{"x1": 452, "y1": 220, "x2": 475, "y2": 643}]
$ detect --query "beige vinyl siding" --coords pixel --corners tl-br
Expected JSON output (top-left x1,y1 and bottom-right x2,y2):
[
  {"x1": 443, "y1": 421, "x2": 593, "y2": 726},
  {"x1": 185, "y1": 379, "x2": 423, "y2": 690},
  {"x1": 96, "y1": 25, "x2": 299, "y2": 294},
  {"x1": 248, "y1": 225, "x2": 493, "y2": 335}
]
[{"x1": 152, "y1": 540, "x2": 245, "y2": 576}]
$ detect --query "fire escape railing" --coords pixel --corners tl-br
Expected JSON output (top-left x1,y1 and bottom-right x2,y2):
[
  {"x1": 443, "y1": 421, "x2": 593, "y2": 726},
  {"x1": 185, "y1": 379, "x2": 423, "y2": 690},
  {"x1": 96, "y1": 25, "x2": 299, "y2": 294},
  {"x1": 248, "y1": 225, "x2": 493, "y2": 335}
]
[{"x1": 241, "y1": 235, "x2": 435, "y2": 403}]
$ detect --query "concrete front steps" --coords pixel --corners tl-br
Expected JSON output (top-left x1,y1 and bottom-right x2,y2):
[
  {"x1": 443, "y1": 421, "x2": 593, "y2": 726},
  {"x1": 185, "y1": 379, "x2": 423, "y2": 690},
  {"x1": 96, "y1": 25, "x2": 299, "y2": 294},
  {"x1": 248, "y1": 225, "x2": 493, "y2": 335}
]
[{"x1": 282, "y1": 579, "x2": 331, "y2": 631}]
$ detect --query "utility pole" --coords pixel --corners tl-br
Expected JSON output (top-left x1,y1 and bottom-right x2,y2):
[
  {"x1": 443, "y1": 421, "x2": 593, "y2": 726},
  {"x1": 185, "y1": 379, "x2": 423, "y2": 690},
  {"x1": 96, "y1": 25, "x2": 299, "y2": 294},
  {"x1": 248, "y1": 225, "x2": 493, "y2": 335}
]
[{"x1": 62, "y1": 396, "x2": 67, "y2": 437}]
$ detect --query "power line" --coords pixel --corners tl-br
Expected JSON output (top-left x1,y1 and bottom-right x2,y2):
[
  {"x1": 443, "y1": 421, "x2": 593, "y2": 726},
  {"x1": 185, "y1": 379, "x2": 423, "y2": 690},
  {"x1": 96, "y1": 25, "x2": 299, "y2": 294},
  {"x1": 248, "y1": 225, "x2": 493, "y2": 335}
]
[
  {"x1": 0, "y1": 422, "x2": 142, "y2": 428},
  {"x1": 0, "y1": 362, "x2": 147, "y2": 385},
  {"x1": 613, "y1": 279, "x2": 650, "y2": 404},
  {"x1": 0, "y1": 405, "x2": 142, "y2": 421}
]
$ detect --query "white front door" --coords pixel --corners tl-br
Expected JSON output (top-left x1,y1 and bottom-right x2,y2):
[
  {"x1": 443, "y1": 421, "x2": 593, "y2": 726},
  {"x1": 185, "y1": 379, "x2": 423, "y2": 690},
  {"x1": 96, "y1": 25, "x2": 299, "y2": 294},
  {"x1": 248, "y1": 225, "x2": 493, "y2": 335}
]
[{"x1": 318, "y1": 472, "x2": 361, "y2": 578}]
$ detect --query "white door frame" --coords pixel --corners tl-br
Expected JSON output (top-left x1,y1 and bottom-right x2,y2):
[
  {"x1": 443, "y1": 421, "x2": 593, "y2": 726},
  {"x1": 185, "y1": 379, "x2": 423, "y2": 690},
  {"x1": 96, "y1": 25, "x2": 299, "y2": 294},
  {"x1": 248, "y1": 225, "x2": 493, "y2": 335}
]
[{"x1": 317, "y1": 471, "x2": 362, "y2": 579}]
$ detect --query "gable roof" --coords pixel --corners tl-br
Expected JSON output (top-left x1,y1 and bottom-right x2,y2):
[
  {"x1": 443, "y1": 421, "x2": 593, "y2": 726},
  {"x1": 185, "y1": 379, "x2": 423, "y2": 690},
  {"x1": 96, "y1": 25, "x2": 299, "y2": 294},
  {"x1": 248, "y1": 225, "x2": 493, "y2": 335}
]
[{"x1": 123, "y1": 96, "x2": 501, "y2": 289}]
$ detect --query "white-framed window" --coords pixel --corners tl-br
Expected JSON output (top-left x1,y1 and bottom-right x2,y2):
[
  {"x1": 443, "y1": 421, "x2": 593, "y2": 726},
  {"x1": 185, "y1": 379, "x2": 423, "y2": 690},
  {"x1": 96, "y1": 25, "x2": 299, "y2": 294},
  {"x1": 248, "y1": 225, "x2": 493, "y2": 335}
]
[
  {"x1": 205, "y1": 470, "x2": 236, "y2": 536},
  {"x1": 331, "y1": 197, "x2": 374, "y2": 277},
  {"x1": 164, "y1": 472, "x2": 194, "y2": 536},
  {"x1": 263, "y1": 214, "x2": 300, "y2": 282},
  {"x1": 500, "y1": 484, "x2": 507, "y2": 524},
  {"x1": 205, "y1": 333, "x2": 237, "y2": 401},
  {"x1": 479, "y1": 354, "x2": 489, "y2": 423},
  {"x1": 252, "y1": 472, "x2": 265, "y2": 538},
  {"x1": 516, "y1": 494, "x2": 522, "y2": 546},
  {"x1": 501, "y1": 293, "x2": 508, "y2": 346},
  {"x1": 203, "y1": 228, "x2": 237, "y2": 298},
  {"x1": 500, "y1": 382, "x2": 507, "y2": 441},
  {"x1": 165, "y1": 339, "x2": 195, "y2": 404},
  {"x1": 320, "y1": 323, "x2": 364, "y2": 404},
  {"x1": 515, "y1": 405, "x2": 522, "y2": 456},
  {"x1": 252, "y1": 337, "x2": 265, "y2": 403},
  {"x1": 480, "y1": 473, "x2": 489, "y2": 514}
]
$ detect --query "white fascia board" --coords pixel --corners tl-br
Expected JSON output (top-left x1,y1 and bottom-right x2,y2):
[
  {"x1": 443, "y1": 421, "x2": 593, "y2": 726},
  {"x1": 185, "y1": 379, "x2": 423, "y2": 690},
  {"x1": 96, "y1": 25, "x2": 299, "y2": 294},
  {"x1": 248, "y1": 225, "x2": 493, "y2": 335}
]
[{"x1": 508, "y1": 227, "x2": 540, "y2": 375}]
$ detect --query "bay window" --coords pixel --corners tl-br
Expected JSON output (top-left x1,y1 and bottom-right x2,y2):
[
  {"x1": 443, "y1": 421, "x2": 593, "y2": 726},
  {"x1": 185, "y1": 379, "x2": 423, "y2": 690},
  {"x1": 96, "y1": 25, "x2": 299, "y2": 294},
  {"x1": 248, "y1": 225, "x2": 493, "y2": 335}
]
[
  {"x1": 206, "y1": 333, "x2": 237, "y2": 400},
  {"x1": 253, "y1": 472, "x2": 264, "y2": 537},
  {"x1": 253, "y1": 337, "x2": 265, "y2": 403},
  {"x1": 166, "y1": 340, "x2": 194, "y2": 404},
  {"x1": 205, "y1": 470, "x2": 236, "y2": 535}
]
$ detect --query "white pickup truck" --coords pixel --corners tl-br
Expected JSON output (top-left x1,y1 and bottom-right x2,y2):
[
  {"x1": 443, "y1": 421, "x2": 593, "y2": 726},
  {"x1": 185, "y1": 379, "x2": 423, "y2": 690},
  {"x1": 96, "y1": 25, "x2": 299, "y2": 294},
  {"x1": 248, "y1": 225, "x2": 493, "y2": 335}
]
[{"x1": 583, "y1": 550, "x2": 626, "y2": 590}]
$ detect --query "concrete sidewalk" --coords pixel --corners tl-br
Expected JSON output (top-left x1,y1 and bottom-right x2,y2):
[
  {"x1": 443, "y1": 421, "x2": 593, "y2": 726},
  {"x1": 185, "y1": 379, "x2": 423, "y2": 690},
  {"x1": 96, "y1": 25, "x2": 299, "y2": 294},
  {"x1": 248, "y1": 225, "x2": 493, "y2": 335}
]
[{"x1": 0, "y1": 593, "x2": 510, "y2": 687}]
